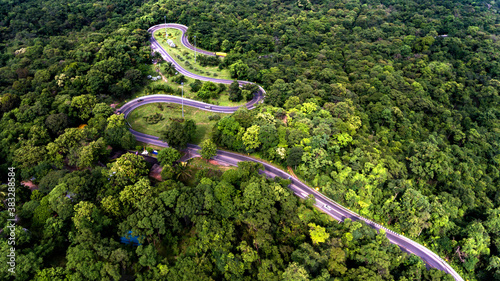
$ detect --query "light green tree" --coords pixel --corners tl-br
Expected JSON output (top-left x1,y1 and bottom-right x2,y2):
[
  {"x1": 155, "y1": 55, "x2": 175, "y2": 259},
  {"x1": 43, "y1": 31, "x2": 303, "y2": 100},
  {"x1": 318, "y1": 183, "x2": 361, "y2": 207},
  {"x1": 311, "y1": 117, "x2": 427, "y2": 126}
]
[
  {"x1": 308, "y1": 223, "x2": 330, "y2": 244},
  {"x1": 242, "y1": 125, "x2": 261, "y2": 151},
  {"x1": 157, "y1": 148, "x2": 181, "y2": 167},
  {"x1": 200, "y1": 139, "x2": 217, "y2": 160}
]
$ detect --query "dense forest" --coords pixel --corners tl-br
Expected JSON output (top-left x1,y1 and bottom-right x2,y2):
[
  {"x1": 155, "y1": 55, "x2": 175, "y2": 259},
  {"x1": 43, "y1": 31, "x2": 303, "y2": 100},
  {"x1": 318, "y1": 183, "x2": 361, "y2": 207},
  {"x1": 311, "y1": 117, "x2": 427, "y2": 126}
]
[{"x1": 0, "y1": 0, "x2": 499, "y2": 280}]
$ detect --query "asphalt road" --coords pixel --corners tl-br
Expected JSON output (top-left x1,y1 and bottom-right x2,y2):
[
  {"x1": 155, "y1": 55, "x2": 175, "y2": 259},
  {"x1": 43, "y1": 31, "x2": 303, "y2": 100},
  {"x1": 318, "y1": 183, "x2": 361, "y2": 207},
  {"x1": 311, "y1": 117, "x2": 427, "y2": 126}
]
[
  {"x1": 118, "y1": 24, "x2": 464, "y2": 281},
  {"x1": 148, "y1": 23, "x2": 266, "y2": 109}
]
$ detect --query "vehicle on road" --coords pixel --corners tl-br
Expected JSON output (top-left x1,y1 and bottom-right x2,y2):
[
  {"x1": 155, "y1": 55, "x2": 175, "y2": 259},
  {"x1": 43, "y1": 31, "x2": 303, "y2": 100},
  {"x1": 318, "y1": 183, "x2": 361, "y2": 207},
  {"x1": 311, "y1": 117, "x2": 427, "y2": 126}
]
[
  {"x1": 137, "y1": 99, "x2": 144, "y2": 103},
  {"x1": 323, "y1": 204, "x2": 332, "y2": 211},
  {"x1": 205, "y1": 105, "x2": 212, "y2": 109}
]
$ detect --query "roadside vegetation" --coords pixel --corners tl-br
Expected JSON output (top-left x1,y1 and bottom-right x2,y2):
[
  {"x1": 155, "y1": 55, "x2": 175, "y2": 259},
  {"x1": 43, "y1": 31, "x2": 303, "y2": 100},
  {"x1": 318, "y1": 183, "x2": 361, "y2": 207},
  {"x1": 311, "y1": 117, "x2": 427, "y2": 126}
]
[{"x1": 0, "y1": 0, "x2": 499, "y2": 280}]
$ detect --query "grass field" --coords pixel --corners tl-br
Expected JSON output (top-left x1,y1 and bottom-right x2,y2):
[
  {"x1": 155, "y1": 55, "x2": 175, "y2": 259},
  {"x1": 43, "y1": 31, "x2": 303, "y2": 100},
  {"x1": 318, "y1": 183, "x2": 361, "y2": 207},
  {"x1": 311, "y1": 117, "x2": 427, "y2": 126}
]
[
  {"x1": 127, "y1": 102, "x2": 228, "y2": 144},
  {"x1": 153, "y1": 28, "x2": 232, "y2": 80},
  {"x1": 189, "y1": 157, "x2": 235, "y2": 171}
]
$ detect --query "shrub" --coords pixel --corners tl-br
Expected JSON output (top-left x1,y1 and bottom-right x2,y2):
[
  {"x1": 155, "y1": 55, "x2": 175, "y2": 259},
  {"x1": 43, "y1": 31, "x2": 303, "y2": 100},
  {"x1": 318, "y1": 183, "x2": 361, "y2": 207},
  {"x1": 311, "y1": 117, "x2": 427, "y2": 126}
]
[
  {"x1": 144, "y1": 113, "x2": 165, "y2": 124},
  {"x1": 208, "y1": 115, "x2": 221, "y2": 121}
]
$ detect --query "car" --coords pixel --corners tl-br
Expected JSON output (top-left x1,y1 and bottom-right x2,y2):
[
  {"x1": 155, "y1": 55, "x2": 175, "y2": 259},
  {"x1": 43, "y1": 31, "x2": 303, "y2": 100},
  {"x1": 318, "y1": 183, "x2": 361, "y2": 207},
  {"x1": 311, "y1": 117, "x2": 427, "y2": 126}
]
[
  {"x1": 323, "y1": 204, "x2": 332, "y2": 211},
  {"x1": 205, "y1": 105, "x2": 212, "y2": 109},
  {"x1": 137, "y1": 99, "x2": 144, "y2": 102}
]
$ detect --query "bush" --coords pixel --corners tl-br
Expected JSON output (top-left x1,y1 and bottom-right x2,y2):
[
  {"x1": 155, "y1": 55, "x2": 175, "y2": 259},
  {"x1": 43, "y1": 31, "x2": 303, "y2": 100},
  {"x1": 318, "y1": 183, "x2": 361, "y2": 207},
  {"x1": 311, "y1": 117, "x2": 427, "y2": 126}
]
[
  {"x1": 208, "y1": 115, "x2": 221, "y2": 121},
  {"x1": 189, "y1": 79, "x2": 203, "y2": 93},
  {"x1": 135, "y1": 145, "x2": 143, "y2": 151},
  {"x1": 144, "y1": 113, "x2": 164, "y2": 124},
  {"x1": 172, "y1": 74, "x2": 187, "y2": 84},
  {"x1": 146, "y1": 147, "x2": 154, "y2": 153}
]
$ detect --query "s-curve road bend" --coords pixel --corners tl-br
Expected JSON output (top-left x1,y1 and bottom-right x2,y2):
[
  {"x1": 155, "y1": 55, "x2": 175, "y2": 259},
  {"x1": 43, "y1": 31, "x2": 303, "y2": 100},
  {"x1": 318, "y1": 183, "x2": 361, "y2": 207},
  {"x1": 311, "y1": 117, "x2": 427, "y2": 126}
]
[
  {"x1": 148, "y1": 23, "x2": 265, "y2": 106},
  {"x1": 117, "y1": 24, "x2": 464, "y2": 281}
]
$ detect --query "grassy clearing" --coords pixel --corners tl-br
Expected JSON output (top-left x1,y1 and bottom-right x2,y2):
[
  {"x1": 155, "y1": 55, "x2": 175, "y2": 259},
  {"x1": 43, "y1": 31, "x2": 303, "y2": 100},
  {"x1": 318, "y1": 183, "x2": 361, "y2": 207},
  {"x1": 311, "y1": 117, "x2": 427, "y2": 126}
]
[
  {"x1": 153, "y1": 28, "x2": 232, "y2": 80},
  {"x1": 189, "y1": 157, "x2": 235, "y2": 171},
  {"x1": 127, "y1": 103, "x2": 228, "y2": 144},
  {"x1": 182, "y1": 157, "x2": 236, "y2": 186}
]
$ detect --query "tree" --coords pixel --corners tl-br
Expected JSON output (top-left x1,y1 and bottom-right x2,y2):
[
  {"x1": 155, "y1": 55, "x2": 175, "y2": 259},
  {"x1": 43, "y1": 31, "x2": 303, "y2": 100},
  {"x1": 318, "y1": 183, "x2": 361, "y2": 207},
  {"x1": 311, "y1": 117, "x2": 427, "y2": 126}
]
[
  {"x1": 200, "y1": 139, "x2": 217, "y2": 160},
  {"x1": 396, "y1": 188, "x2": 431, "y2": 238},
  {"x1": 106, "y1": 114, "x2": 126, "y2": 129},
  {"x1": 218, "y1": 83, "x2": 227, "y2": 94},
  {"x1": 71, "y1": 94, "x2": 97, "y2": 120},
  {"x1": 0, "y1": 93, "x2": 20, "y2": 113},
  {"x1": 282, "y1": 262, "x2": 310, "y2": 281},
  {"x1": 47, "y1": 183, "x2": 74, "y2": 220},
  {"x1": 157, "y1": 148, "x2": 181, "y2": 167},
  {"x1": 242, "y1": 125, "x2": 261, "y2": 151},
  {"x1": 120, "y1": 178, "x2": 153, "y2": 213},
  {"x1": 160, "y1": 165, "x2": 176, "y2": 180},
  {"x1": 308, "y1": 223, "x2": 330, "y2": 244},
  {"x1": 259, "y1": 124, "x2": 278, "y2": 152},
  {"x1": 45, "y1": 113, "x2": 69, "y2": 135},
  {"x1": 229, "y1": 60, "x2": 249, "y2": 79},
  {"x1": 105, "y1": 127, "x2": 136, "y2": 150},
  {"x1": 38, "y1": 170, "x2": 67, "y2": 194},
  {"x1": 172, "y1": 74, "x2": 187, "y2": 84},
  {"x1": 14, "y1": 144, "x2": 47, "y2": 169},
  {"x1": 124, "y1": 68, "x2": 143, "y2": 85},
  {"x1": 160, "y1": 119, "x2": 196, "y2": 149},
  {"x1": 287, "y1": 147, "x2": 304, "y2": 168},
  {"x1": 92, "y1": 103, "x2": 115, "y2": 118},
  {"x1": 189, "y1": 79, "x2": 203, "y2": 93},
  {"x1": 162, "y1": 62, "x2": 176, "y2": 76},
  {"x1": 197, "y1": 81, "x2": 219, "y2": 99},
  {"x1": 75, "y1": 138, "x2": 108, "y2": 169},
  {"x1": 106, "y1": 153, "x2": 148, "y2": 186},
  {"x1": 228, "y1": 81, "x2": 242, "y2": 102},
  {"x1": 104, "y1": 114, "x2": 136, "y2": 149}
]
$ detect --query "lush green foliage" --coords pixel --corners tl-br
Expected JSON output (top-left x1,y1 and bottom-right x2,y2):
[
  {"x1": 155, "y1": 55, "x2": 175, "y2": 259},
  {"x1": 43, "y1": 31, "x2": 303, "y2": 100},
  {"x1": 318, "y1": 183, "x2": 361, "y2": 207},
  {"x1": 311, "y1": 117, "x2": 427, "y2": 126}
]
[
  {"x1": 157, "y1": 147, "x2": 181, "y2": 167},
  {"x1": 0, "y1": 159, "x2": 454, "y2": 280},
  {"x1": 204, "y1": 0, "x2": 500, "y2": 279},
  {"x1": 200, "y1": 139, "x2": 217, "y2": 160},
  {"x1": 1, "y1": 0, "x2": 500, "y2": 279},
  {"x1": 160, "y1": 119, "x2": 197, "y2": 149}
]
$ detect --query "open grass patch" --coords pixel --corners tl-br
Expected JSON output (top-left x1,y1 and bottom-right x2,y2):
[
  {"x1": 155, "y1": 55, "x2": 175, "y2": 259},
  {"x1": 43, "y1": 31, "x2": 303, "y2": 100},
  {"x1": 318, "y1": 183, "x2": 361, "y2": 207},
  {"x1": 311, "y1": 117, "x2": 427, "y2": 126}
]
[
  {"x1": 189, "y1": 157, "x2": 235, "y2": 171},
  {"x1": 127, "y1": 103, "x2": 229, "y2": 144}
]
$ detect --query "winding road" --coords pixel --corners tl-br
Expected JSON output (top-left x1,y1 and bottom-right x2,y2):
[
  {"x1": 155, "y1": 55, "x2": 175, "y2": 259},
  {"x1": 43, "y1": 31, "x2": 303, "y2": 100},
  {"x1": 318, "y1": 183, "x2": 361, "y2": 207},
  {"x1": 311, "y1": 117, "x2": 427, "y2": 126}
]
[{"x1": 118, "y1": 23, "x2": 464, "y2": 281}]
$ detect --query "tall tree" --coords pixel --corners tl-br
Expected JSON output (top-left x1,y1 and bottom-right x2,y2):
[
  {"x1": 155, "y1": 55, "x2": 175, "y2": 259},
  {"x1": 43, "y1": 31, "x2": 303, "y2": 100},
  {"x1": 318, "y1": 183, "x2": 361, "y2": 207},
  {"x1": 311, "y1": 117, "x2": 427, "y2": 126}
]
[
  {"x1": 157, "y1": 148, "x2": 181, "y2": 167},
  {"x1": 200, "y1": 139, "x2": 217, "y2": 161}
]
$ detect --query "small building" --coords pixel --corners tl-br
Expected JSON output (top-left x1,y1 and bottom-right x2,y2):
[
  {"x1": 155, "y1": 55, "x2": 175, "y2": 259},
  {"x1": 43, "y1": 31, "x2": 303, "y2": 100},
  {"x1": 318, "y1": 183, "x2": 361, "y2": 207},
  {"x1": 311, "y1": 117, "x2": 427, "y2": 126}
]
[{"x1": 167, "y1": 39, "x2": 176, "y2": 48}]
